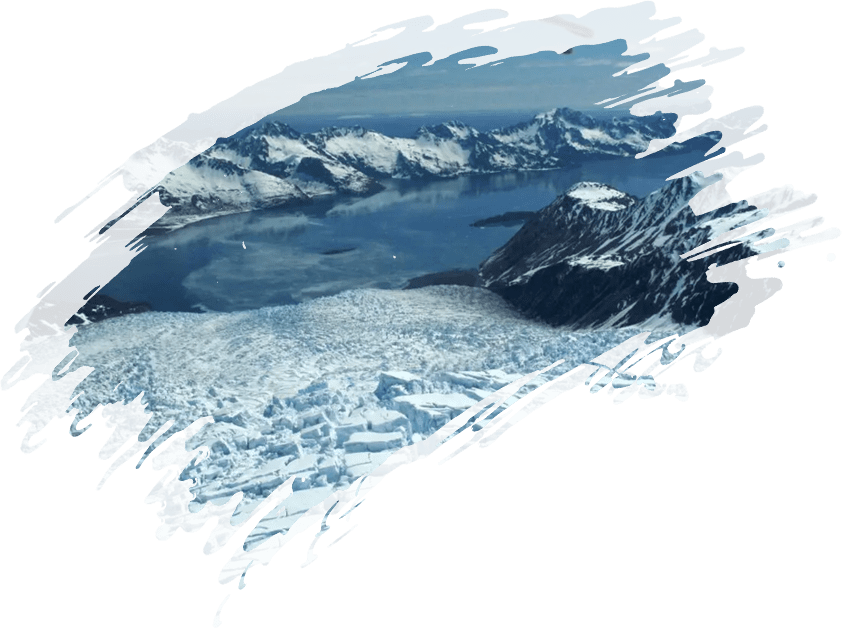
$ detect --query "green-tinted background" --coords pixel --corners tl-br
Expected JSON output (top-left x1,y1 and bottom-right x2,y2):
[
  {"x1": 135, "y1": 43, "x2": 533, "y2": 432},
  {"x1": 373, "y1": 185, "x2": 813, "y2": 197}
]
[{"x1": 0, "y1": 0, "x2": 842, "y2": 628}]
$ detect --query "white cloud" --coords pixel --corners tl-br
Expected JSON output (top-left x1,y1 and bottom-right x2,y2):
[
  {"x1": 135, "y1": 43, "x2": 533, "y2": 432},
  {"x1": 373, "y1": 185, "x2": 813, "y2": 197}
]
[
  {"x1": 517, "y1": 58, "x2": 637, "y2": 68},
  {"x1": 406, "y1": 68, "x2": 447, "y2": 76},
  {"x1": 576, "y1": 58, "x2": 614, "y2": 67},
  {"x1": 517, "y1": 61, "x2": 568, "y2": 68}
]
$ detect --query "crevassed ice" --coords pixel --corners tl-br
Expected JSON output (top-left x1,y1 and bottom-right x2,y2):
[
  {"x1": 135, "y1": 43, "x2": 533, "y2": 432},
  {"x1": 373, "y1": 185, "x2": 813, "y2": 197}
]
[{"x1": 67, "y1": 285, "x2": 682, "y2": 548}]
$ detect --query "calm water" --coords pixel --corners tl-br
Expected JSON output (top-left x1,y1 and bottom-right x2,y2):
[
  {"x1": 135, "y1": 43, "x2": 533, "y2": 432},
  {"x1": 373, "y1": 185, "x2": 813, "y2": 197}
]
[{"x1": 104, "y1": 151, "x2": 709, "y2": 313}]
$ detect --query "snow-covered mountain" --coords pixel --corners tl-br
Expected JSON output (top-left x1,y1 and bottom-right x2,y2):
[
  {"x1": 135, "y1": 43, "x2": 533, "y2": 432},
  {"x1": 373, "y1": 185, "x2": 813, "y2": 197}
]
[
  {"x1": 307, "y1": 107, "x2": 681, "y2": 177},
  {"x1": 155, "y1": 151, "x2": 311, "y2": 224},
  {"x1": 479, "y1": 173, "x2": 768, "y2": 328},
  {"x1": 120, "y1": 136, "x2": 215, "y2": 195},
  {"x1": 145, "y1": 108, "x2": 703, "y2": 230}
]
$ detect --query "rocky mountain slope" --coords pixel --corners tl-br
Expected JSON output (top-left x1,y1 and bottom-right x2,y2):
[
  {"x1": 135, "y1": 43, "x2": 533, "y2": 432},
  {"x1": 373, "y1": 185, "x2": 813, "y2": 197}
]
[{"x1": 479, "y1": 173, "x2": 768, "y2": 328}]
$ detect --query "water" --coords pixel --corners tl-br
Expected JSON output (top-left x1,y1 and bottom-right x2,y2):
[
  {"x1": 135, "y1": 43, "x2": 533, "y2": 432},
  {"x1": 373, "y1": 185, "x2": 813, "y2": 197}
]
[{"x1": 104, "y1": 151, "x2": 709, "y2": 313}]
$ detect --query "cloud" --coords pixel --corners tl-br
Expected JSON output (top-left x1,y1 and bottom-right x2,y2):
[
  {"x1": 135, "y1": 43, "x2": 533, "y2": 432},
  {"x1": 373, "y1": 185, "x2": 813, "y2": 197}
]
[
  {"x1": 276, "y1": 40, "x2": 669, "y2": 118},
  {"x1": 575, "y1": 58, "x2": 614, "y2": 67},
  {"x1": 517, "y1": 58, "x2": 636, "y2": 68},
  {"x1": 517, "y1": 60, "x2": 570, "y2": 68},
  {"x1": 406, "y1": 68, "x2": 447, "y2": 76}
]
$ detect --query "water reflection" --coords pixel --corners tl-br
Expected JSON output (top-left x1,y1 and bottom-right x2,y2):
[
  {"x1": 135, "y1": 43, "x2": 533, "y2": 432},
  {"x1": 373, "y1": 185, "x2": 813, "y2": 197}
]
[{"x1": 104, "y1": 152, "x2": 706, "y2": 313}]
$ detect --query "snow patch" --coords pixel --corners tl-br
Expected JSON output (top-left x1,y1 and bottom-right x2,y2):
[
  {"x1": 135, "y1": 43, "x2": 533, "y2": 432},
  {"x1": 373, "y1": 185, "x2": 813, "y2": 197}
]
[{"x1": 566, "y1": 182, "x2": 631, "y2": 212}]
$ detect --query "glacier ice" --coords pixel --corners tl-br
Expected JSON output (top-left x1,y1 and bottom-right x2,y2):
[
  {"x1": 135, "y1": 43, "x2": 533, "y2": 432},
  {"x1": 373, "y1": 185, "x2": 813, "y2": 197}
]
[{"x1": 66, "y1": 285, "x2": 683, "y2": 549}]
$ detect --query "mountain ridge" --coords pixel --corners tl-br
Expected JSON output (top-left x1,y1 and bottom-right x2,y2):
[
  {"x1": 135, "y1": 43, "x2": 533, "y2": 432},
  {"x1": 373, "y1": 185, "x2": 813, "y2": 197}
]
[
  {"x1": 478, "y1": 173, "x2": 767, "y2": 328},
  {"x1": 141, "y1": 107, "x2": 719, "y2": 231}
]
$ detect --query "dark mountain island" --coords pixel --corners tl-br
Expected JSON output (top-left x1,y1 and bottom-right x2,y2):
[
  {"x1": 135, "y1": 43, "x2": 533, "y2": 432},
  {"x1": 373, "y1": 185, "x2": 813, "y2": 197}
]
[
  {"x1": 470, "y1": 211, "x2": 537, "y2": 228},
  {"x1": 403, "y1": 269, "x2": 481, "y2": 290},
  {"x1": 320, "y1": 247, "x2": 357, "y2": 256},
  {"x1": 478, "y1": 173, "x2": 766, "y2": 328}
]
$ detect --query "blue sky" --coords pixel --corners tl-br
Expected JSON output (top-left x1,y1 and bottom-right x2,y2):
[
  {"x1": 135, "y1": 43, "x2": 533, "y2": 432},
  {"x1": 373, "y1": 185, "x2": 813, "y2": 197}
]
[{"x1": 185, "y1": 2, "x2": 744, "y2": 126}]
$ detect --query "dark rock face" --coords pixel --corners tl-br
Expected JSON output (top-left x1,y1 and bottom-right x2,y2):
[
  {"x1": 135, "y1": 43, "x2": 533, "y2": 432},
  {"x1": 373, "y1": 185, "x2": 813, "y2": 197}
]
[
  {"x1": 393, "y1": 150, "x2": 437, "y2": 179},
  {"x1": 485, "y1": 254, "x2": 743, "y2": 328},
  {"x1": 320, "y1": 247, "x2": 356, "y2": 256},
  {"x1": 470, "y1": 211, "x2": 537, "y2": 228},
  {"x1": 478, "y1": 174, "x2": 761, "y2": 328},
  {"x1": 24, "y1": 294, "x2": 152, "y2": 341},
  {"x1": 403, "y1": 269, "x2": 481, "y2": 290}
]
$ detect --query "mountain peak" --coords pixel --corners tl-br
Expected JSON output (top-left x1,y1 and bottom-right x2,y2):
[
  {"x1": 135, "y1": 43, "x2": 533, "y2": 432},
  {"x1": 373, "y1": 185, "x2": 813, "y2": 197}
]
[
  {"x1": 534, "y1": 108, "x2": 563, "y2": 122},
  {"x1": 254, "y1": 121, "x2": 301, "y2": 139},
  {"x1": 478, "y1": 174, "x2": 754, "y2": 328},
  {"x1": 563, "y1": 181, "x2": 635, "y2": 212},
  {"x1": 318, "y1": 125, "x2": 369, "y2": 138},
  {"x1": 534, "y1": 107, "x2": 595, "y2": 127},
  {"x1": 415, "y1": 120, "x2": 475, "y2": 140}
]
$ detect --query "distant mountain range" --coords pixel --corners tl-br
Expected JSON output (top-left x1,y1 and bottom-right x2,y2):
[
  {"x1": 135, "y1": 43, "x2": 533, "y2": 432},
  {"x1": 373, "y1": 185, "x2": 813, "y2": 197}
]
[{"x1": 139, "y1": 107, "x2": 715, "y2": 231}]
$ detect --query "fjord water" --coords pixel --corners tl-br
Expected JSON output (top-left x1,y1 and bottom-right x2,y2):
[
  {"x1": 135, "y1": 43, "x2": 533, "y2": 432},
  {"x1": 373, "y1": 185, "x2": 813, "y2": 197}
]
[{"x1": 104, "y1": 150, "x2": 710, "y2": 313}]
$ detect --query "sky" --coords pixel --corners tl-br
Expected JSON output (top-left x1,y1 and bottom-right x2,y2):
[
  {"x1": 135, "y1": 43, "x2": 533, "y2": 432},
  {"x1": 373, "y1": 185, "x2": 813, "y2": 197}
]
[{"x1": 179, "y1": 2, "x2": 744, "y2": 128}]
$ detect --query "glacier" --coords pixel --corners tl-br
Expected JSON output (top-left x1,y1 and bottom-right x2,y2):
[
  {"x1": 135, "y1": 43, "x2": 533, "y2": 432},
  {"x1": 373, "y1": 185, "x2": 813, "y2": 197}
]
[
  {"x1": 66, "y1": 285, "x2": 688, "y2": 550},
  {"x1": 64, "y1": 141, "x2": 758, "y2": 554}
]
